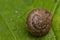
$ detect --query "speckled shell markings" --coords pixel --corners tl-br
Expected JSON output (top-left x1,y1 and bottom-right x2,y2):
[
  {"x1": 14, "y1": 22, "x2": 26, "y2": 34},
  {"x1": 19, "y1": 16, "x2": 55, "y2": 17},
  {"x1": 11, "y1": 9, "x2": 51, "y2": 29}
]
[{"x1": 26, "y1": 8, "x2": 52, "y2": 36}]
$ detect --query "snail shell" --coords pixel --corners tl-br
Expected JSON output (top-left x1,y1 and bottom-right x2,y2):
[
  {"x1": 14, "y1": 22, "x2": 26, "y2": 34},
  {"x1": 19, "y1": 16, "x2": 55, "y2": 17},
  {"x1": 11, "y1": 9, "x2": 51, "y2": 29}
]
[{"x1": 26, "y1": 8, "x2": 52, "y2": 36}]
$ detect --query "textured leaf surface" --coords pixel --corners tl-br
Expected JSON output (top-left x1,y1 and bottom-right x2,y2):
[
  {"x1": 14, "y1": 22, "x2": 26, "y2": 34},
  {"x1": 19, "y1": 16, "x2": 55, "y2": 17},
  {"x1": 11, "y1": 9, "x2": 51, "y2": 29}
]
[{"x1": 0, "y1": 0, "x2": 60, "y2": 40}]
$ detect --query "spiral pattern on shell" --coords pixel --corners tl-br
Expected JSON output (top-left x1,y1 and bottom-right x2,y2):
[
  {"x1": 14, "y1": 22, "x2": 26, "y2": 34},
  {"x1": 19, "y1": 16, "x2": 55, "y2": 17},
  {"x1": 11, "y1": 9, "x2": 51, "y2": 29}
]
[{"x1": 26, "y1": 8, "x2": 52, "y2": 36}]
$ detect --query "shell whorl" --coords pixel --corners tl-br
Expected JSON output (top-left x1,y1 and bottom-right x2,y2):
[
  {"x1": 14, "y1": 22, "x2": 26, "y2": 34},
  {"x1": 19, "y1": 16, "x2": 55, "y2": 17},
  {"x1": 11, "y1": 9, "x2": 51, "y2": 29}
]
[{"x1": 26, "y1": 8, "x2": 52, "y2": 36}]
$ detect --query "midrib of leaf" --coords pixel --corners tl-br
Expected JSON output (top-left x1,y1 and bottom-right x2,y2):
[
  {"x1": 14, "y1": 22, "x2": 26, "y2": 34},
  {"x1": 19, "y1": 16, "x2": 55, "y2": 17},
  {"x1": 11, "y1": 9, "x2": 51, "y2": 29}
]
[
  {"x1": 51, "y1": 0, "x2": 60, "y2": 40},
  {"x1": 52, "y1": 0, "x2": 60, "y2": 15},
  {"x1": 0, "y1": 14, "x2": 17, "y2": 40}
]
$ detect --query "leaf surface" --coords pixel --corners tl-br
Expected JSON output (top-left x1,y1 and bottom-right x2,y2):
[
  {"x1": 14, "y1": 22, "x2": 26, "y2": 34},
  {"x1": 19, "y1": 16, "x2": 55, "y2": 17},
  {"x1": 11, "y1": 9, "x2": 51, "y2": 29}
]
[{"x1": 0, "y1": 0, "x2": 60, "y2": 40}]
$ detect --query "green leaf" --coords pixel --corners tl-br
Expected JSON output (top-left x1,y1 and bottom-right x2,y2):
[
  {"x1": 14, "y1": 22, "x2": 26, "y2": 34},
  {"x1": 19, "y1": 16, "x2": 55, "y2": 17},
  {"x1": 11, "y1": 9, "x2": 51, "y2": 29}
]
[{"x1": 0, "y1": 0, "x2": 60, "y2": 40}]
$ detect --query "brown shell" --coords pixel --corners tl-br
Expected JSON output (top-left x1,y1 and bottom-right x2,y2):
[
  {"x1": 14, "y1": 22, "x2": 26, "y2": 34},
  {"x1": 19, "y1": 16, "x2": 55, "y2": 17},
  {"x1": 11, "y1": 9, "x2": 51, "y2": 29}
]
[{"x1": 26, "y1": 8, "x2": 52, "y2": 36}]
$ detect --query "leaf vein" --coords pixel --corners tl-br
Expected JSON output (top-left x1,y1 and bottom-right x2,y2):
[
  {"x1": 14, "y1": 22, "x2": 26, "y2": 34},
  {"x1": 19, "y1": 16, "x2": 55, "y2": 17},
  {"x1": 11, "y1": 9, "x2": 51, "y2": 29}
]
[
  {"x1": 0, "y1": 14, "x2": 17, "y2": 40},
  {"x1": 52, "y1": 0, "x2": 60, "y2": 40}
]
